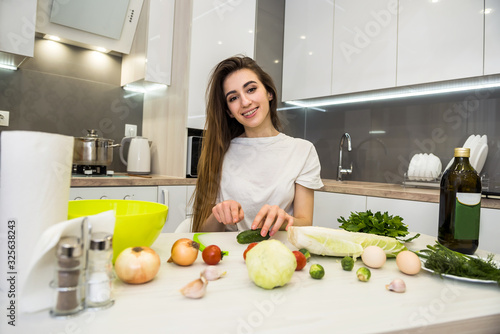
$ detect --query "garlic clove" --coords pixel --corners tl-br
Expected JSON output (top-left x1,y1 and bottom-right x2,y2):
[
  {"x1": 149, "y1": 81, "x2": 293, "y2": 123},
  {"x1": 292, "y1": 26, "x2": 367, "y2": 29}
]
[
  {"x1": 386, "y1": 278, "x2": 406, "y2": 293},
  {"x1": 201, "y1": 265, "x2": 227, "y2": 281},
  {"x1": 180, "y1": 276, "x2": 208, "y2": 299}
]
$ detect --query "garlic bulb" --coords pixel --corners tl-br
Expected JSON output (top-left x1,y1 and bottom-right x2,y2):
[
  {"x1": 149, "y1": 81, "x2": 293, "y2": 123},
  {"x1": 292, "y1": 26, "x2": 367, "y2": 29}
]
[
  {"x1": 180, "y1": 276, "x2": 208, "y2": 299},
  {"x1": 201, "y1": 266, "x2": 226, "y2": 281},
  {"x1": 386, "y1": 278, "x2": 406, "y2": 293}
]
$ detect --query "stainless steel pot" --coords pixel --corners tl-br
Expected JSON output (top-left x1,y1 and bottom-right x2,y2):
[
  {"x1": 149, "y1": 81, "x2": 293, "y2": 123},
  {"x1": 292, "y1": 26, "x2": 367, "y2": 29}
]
[{"x1": 73, "y1": 129, "x2": 120, "y2": 166}]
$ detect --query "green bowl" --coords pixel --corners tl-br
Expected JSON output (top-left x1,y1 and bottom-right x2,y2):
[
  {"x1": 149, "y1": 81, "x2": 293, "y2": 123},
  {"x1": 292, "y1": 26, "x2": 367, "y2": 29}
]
[{"x1": 68, "y1": 199, "x2": 168, "y2": 263}]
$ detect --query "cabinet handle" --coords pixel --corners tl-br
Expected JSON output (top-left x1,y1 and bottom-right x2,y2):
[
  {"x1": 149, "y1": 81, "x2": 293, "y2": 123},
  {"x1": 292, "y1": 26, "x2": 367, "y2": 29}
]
[
  {"x1": 123, "y1": 195, "x2": 131, "y2": 200},
  {"x1": 100, "y1": 195, "x2": 108, "y2": 200},
  {"x1": 74, "y1": 197, "x2": 83, "y2": 201},
  {"x1": 161, "y1": 189, "x2": 168, "y2": 205}
]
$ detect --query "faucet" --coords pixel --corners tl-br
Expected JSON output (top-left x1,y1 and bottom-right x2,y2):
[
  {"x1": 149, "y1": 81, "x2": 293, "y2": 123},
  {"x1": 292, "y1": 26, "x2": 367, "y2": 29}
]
[{"x1": 338, "y1": 132, "x2": 353, "y2": 181}]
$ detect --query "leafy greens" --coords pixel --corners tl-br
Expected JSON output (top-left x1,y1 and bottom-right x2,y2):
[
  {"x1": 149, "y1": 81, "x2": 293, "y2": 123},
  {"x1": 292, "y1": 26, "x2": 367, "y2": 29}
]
[
  {"x1": 337, "y1": 210, "x2": 420, "y2": 242},
  {"x1": 418, "y1": 242, "x2": 500, "y2": 285}
]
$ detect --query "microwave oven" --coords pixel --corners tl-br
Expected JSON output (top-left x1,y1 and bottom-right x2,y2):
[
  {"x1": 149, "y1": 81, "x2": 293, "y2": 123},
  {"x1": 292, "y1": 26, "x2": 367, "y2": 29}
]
[{"x1": 187, "y1": 136, "x2": 203, "y2": 177}]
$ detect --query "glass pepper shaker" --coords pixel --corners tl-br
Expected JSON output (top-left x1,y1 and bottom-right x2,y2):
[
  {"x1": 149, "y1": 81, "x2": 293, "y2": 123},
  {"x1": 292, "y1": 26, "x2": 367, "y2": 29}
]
[
  {"x1": 86, "y1": 232, "x2": 114, "y2": 309},
  {"x1": 51, "y1": 236, "x2": 85, "y2": 317}
]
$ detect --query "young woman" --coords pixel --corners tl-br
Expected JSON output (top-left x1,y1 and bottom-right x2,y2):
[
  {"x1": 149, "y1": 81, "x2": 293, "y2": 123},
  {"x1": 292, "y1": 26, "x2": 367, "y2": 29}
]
[{"x1": 191, "y1": 56, "x2": 323, "y2": 237}]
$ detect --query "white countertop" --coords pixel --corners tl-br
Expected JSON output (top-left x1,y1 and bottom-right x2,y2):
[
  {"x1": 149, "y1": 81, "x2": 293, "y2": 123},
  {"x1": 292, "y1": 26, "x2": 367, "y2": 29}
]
[{"x1": 6, "y1": 232, "x2": 500, "y2": 334}]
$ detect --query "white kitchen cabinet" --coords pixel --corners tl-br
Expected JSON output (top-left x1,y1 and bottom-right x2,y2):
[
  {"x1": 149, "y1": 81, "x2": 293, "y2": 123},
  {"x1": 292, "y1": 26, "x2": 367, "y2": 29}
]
[
  {"x1": 121, "y1": 0, "x2": 175, "y2": 88},
  {"x1": 478, "y1": 208, "x2": 500, "y2": 254},
  {"x1": 69, "y1": 186, "x2": 158, "y2": 202},
  {"x1": 282, "y1": 0, "x2": 334, "y2": 101},
  {"x1": 331, "y1": 0, "x2": 398, "y2": 95},
  {"x1": 0, "y1": 0, "x2": 37, "y2": 57},
  {"x1": 313, "y1": 191, "x2": 366, "y2": 228},
  {"x1": 484, "y1": 0, "x2": 500, "y2": 75},
  {"x1": 187, "y1": 0, "x2": 256, "y2": 129},
  {"x1": 366, "y1": 196, "x2": 439, "y2": 237},
  {"x1": 158, "y1": 185, "x2": 194, "y2": 232},
  {"x1": 397, "y1": 0, "x2": 484, "y2": 86}
]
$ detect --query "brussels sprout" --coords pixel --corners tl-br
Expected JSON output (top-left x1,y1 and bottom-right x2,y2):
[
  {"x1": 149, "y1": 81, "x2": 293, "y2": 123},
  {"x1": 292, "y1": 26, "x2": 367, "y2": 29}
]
[
  {"x1": 341, "y1": 256, "x2": 354, "y2": 271},
  {"x1": 357, "y1": 267, "x2": 371, "y2": 282},
  {"x1": 299, "y1": 248, "x2": 311, "y2": 262},
  {"x1": 309, "y1": 264, "x2": 325, "y2": 279}
]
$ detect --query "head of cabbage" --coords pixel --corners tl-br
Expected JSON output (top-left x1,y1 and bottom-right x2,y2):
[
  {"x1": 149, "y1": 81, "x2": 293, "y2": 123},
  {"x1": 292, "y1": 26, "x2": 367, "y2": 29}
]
[{"x1": 245, "y1": 239, "x2": 297, "y2": 289}]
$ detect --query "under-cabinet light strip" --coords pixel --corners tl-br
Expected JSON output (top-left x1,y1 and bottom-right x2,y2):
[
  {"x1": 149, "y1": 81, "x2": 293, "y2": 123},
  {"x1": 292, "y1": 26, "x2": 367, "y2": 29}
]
[
  {"x1": 0, "y1": 64, "x2": 18, "y2": 71},
  {"x1": 284, "y1": 79, "x2": 500, "y2": 109}
]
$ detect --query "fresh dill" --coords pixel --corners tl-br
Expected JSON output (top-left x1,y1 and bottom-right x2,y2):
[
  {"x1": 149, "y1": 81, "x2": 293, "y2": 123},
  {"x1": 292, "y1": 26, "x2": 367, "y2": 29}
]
[{"x1": 417, "y1": 242, "x2": 500, "y2": 285}]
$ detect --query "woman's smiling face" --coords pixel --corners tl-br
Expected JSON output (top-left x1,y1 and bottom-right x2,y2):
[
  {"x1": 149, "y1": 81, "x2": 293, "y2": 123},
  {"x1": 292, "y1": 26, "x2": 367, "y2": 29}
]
[{"x1": 223, "y1": 69, "x2": 274, "y2": 135}]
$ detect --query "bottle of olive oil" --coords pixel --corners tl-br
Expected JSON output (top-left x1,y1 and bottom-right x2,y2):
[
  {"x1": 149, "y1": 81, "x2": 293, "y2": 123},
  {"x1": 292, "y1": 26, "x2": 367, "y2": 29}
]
[{"x1": 438, "y1": 148, "x2": 481, "y2": 254}]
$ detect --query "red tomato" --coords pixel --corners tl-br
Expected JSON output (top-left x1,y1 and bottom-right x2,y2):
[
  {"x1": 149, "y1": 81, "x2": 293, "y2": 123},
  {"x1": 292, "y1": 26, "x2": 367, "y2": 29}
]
[
  {"x1": 243, "y1": 242, "x2": 258, "y2": 260},
  {"x1": 202, "y1": 245, "x2": 223, "y2": 265},
  {"x1": 293, "y1": 251, "x2": 307, "y2": 271}
]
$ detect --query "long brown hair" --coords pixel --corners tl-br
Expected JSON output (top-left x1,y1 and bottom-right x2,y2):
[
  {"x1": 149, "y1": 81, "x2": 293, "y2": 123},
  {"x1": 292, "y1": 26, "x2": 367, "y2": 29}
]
[{"x1": 191, "y1": 56, "x2": 282, "y2": 232}]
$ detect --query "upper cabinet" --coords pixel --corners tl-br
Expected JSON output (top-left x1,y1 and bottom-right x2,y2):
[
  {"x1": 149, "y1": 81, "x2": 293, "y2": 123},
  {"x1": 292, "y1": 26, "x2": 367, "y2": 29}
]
[
  {"x1": 282, "y1": 0, "x2": 494, "y2": 101},
  {"x1": 187, "y1": 0, "x2": 257, "y2": 130},
  {"x1": 397, "y1": 0, "x2": 484, "y2": 86},
  {"x1": 0, "y1": 0, "x2": 37, "y2": 57},
  {"x1": 484, "y1": 0, "x2": 500, "y2": 75},
  {"x1": 332, "y1": 0, "x2": 398, "y2": 95},
  {"x1": 282, "y1": 0, "x2": 334, "y2": 101}
]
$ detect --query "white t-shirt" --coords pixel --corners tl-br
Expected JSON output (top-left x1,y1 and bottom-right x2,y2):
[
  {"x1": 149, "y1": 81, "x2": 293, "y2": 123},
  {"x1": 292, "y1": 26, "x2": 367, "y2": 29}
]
[{"x1": 218, "y1": 133, "x2": 324, "y2": 231}]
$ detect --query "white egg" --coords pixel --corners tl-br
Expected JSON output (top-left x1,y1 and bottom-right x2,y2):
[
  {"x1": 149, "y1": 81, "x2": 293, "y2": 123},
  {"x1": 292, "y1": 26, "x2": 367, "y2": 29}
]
[
  {"x1": 396, "y1": 251, "x2": 421, "y2": 275},
  {"x1": 361, "y1": 246, "x2": 386, "y2": 269}
]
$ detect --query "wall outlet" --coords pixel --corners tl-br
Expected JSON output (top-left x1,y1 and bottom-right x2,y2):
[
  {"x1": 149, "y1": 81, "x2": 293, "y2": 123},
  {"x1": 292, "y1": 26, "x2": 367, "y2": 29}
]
[
  {"x1": 0, "y1": 110, "x2": 9, "y2": 126},
  {"x1": 125, "y1": 124, "x2": 137, "y2": 137}
]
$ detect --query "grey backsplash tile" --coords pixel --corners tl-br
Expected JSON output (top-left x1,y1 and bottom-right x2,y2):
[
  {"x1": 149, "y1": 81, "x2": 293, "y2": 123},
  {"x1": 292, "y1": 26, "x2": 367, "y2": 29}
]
[
  {"x1": 283, "y1": 88, "x2": 500, "y2": 188},
  {"x1": 0, "y1": 68, "x2": 143, "y2": 173}
]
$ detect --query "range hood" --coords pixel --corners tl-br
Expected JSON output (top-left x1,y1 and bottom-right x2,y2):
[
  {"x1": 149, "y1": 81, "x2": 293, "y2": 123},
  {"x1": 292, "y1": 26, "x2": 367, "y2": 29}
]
[{"x1": 35, "y1": 0, "x2": 144, "y2": 54}]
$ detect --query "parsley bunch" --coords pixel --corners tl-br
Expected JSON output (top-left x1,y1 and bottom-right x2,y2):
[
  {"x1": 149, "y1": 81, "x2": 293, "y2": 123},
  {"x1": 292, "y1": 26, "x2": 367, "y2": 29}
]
[{"x1": 337, "y1": 210, "x2": 420, "y2": 242}]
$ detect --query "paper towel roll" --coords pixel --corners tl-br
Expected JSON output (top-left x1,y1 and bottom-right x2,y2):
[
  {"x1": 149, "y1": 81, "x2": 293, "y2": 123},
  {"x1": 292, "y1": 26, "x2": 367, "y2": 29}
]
[{"x1": 0, "y1": 131, "x2": 74, "y2": 312}]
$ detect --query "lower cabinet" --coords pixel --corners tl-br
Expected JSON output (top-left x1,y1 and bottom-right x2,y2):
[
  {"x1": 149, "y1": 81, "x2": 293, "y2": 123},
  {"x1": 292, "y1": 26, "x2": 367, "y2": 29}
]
[
  {"x1": 479, "y1": 208, "x2": 500, "y2": 254},
  {"x1": 313, "y1": 191, "x2": 366, "y2": 228},
  {"x1": 366, "y1": 196, "x2": 439, "y2": 238},
  {"x1": 314, "y1": 191, "x2": 500, "y2": 254},
  {"x1": 69, "y1": 186, "x2": 158, "y2": 202},
  {"x1": 70, "y1": 186, "x2": 194, "y2": 233},
  {"x1": 157, "y1": 185, "x2": 195, "y2": 233}
]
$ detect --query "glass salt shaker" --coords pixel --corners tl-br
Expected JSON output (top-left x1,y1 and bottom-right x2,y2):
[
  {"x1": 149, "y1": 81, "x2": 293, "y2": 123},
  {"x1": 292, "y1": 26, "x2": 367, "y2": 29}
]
[
  {"x1": 86, "y1": 232, "x2": 114, "y2": 309},
  {"x1": 51, "y1": 236, "x2": 85, "y2": 317}
]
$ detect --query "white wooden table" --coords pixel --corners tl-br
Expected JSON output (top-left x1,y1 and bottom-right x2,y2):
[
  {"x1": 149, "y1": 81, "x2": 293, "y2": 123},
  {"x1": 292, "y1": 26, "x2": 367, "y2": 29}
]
[{"x1": 5, "y1": 232, "x2": 500, "y2": 334}]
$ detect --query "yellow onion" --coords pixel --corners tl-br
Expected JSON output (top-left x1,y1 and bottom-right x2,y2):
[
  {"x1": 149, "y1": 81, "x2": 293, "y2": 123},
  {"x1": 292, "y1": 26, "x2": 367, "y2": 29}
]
[
  {"x1": 167, "y1": 238, "x2": 199, "y2": 266},
  {"x1": 115, "y1": 246, "x2": 161, "y2": 284}
]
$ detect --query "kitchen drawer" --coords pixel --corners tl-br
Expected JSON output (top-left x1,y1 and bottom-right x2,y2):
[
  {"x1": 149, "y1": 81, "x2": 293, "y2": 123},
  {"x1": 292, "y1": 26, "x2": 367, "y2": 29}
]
[{"x1": 69, "y1": 186, "x2": 158, "y2": 202}]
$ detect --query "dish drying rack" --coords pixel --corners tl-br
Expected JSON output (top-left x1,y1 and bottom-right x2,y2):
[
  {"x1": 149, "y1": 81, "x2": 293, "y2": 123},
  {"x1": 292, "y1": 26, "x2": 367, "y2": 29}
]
[{"x1": 402, "y1": 172, "x2": 441, "y2": 189}]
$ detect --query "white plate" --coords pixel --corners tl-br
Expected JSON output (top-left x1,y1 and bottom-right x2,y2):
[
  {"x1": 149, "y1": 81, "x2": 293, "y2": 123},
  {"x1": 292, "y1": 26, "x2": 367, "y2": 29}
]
[
  {"x1": 421, "y1": 257, "x2": 499, "y2": 284},
  {"x1": 462, "y1": 134, "x2": 476, "y2": 149},
  {"x1": 472, "y1": 143, "x2": 488, "y2": 173}
]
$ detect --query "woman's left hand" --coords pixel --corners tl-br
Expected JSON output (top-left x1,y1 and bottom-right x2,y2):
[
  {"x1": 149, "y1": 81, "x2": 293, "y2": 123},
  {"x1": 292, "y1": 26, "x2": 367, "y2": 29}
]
[{"x1": 251, "y1": 205, "x2": 293, "y2": 237}]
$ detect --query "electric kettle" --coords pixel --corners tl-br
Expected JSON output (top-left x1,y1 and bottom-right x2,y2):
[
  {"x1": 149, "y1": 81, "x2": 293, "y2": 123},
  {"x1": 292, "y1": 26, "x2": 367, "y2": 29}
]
[{"x1": 119, "y1": 136, "x2": 151, "y2": 174}]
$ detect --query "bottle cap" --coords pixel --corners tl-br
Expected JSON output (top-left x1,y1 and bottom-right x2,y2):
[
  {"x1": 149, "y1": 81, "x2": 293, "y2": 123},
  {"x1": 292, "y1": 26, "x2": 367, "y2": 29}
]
[
  {"x1": 454, "y1": 147, "x2": 470, "y2": 158},
  {"x1": 90, "y1": 232, "x2": 113, "y2": 251},
  {"x1": 56, "y1": 236, "x2": 82, "y2": 258}
]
